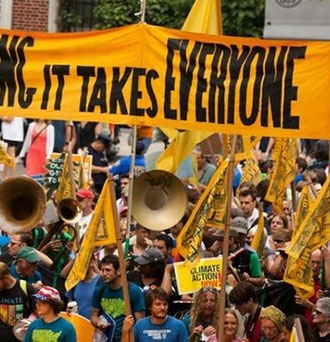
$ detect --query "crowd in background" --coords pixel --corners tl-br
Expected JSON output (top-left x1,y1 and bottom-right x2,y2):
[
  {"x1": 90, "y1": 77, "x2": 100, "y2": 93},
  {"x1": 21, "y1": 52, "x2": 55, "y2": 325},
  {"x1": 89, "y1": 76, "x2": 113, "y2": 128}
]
[{"x1": 0, "y1": 117, "x2": 330, "y2": 341}]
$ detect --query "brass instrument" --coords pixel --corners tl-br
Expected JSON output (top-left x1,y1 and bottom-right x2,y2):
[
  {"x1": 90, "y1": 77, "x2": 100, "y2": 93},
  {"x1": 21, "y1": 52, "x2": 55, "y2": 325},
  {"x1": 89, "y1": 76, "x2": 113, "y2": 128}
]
[
  {"x1": 131, "y1": 170, "x2": 188, "y2": 231},
  {"x1": 0, "y1": 176, "x2": 46, "y2": 234},
  {"x1": 38, "y1": 198, "x2": 81, "y2": 250}
]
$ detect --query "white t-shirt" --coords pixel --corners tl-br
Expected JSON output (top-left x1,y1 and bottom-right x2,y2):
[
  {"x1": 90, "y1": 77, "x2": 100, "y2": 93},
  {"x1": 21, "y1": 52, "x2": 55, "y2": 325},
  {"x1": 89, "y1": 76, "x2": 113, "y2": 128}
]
[{"x1": 1, "y1": 117, "x2": 24, "y2": 141}]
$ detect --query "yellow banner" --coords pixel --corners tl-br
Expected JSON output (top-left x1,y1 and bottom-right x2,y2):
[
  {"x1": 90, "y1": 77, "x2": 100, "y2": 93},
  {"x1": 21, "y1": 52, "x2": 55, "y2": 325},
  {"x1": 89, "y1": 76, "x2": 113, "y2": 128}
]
[
  {"x1": 265, "y1": 138, "x2": 297, "y2": 213},
  {"x1": 65, "y1": 179, "x2": 117, "y2": 291},
  {"x1": 176, "y1": 160, "x2": 228, "y2": 266},
  {"x1": 1, "y1": 24, "x2": 330, "y2": 138},
  {"x1": 0, "y1": 143, "x2": 13, "y2": 167},
  {"x1": 174, "y1": 257, "x2": 223, "y2": 294}
]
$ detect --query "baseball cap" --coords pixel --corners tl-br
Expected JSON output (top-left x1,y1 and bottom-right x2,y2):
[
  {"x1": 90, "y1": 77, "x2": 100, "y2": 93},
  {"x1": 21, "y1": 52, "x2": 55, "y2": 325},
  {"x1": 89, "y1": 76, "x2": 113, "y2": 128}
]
[
  {"x1": 32, "y1": 286, "x2": 61, "y2": 301},
  {"x1": 136, "y1": 141, "x2": 145, "y2": 154},
  {"x1": 230, "y1": 216, "x2": 248, "y2": 235},
  {"x1": 135, "y1": 248, "x2": 164, "y2": 265},
  {"x1": 213, "y1": 228, "x2": 238, "y2": 239},
  {"x1": 76, "y1": 188, "x2": 95, "y2": 200},
  {"x1": 96, "y1": 134, "x2": 111, "y2": 148},
  {"x1": 16, "y1": 246, "x2": 40, "y2": 263}
]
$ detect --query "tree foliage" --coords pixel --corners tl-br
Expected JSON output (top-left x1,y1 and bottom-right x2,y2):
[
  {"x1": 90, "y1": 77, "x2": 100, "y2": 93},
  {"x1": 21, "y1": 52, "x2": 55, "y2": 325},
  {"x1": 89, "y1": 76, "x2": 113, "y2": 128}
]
[
  {"x1": 221, "y1": 0, "x2": 265, "y2": 37},
  {"x1": 59, "y1": 0, "x2": 265, "y2": 37},
  {"x1": 93, "y1": 0, "x2": 194, "y2": 30}
]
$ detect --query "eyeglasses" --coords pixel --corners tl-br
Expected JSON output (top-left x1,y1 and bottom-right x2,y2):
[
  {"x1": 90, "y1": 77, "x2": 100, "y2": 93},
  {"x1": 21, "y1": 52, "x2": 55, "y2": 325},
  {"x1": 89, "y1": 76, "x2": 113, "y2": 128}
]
[{"x1": 9, "y1": 239, "x2": 21, "y2": 245}]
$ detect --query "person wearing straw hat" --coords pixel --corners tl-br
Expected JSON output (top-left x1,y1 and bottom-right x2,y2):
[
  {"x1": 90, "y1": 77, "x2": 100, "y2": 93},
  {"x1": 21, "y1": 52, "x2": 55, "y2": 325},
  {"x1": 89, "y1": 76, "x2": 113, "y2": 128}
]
[{"x1": 24, "y1": 285, "x2": 76, "y2": 342}]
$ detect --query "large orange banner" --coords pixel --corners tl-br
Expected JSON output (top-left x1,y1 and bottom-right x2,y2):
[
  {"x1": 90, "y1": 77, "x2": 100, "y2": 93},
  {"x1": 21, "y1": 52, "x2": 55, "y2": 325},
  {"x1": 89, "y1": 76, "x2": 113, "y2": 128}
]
[{"x1": 0, "y1": 23, "x2": 329, "y2": 138}]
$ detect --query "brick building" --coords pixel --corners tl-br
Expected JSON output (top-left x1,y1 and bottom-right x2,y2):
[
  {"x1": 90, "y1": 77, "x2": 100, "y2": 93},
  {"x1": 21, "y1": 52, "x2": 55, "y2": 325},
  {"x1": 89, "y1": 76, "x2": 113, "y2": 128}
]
[
  {"x1": 0, "y1": 0, "x2": 95, "y2": 32},
  {"x1": 0, "y1": 0, "x2": 58, "y2": 31}
]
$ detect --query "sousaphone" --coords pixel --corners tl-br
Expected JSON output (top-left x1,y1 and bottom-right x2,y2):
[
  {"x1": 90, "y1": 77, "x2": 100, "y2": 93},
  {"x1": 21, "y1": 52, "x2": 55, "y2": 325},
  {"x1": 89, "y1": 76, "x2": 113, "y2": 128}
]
[
  {"x1": 0, "y1": 176, "x2": 47, "y2": 234},
  {"x1": 132, "y1": 170, "x2": 188, "y2": 231}
]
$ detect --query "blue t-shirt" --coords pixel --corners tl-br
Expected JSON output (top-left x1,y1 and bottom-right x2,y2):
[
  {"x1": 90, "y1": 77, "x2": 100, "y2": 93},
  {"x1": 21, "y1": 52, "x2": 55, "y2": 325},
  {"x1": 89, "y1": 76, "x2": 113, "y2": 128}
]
[
  {"x1": 23, "y1": 317, "x2": 77, "y2": 342},
  {"x1": 92, "y1": 281, "x2": 145, "y2": 341},
  {"x1": 109, "y1": 155, "x2": 146, "y2": 177},
  {"x1": 66, "y1": 274, "x2": 101, "y2": 319},
  {"x1": 10, "y1": 263, "x2": 42, "y2": 284},
  {"x1": 134, "y1": 315, "x2": 188, "y2": 342}
]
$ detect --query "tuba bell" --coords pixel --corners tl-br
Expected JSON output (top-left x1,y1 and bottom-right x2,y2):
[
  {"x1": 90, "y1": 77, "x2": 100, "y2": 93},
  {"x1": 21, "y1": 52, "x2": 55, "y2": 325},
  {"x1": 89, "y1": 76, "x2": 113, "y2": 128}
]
[
  {"x1": 0, "y1": 176, "x2": 47, "y2": 234},
  {"x1": 132, "y1": 170, "x2": 188, "y2": 231},
  {"x1": 57, "y1": 198, "x2": 82, "y2": 225}
]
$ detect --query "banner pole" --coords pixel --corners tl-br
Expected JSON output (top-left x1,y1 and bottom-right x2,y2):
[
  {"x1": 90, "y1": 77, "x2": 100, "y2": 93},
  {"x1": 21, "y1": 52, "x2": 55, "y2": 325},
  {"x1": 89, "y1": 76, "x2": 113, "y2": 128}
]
[
  {"x1": 217, "y1": 134, "x2": 237, "y2": 341},
  {"x1": 67, "y1": 146, "x2": 80, "y2": 249},
  {"x1": 124, "y1": 125, "x2": 138, "y2": 258},
  {"x1": 135, "y1": 0, "x2": 147, "y2": 23},
  {"x1": 108, "y1": 179, "x2": 133, "y2": 341}
]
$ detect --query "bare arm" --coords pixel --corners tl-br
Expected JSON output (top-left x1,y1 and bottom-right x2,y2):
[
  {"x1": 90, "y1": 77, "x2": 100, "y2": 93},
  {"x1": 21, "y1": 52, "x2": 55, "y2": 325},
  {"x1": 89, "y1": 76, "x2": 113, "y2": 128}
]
[{"x1": 90, "y1": 307, "x2": 101, "y2": 328}]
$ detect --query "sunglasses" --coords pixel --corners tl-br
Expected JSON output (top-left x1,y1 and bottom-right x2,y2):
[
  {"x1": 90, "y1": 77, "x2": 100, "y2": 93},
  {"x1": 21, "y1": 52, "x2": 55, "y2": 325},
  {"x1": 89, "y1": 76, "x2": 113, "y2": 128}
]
[
  {"x1": 274, "y1": 239, "x2": 285, "y2": 243},
  {"x1": 202, "y1": 287, "x2": 218, "y2": 294},
  {"x1": 314, "y1": 309, "x2": 324, "y2": 315}
]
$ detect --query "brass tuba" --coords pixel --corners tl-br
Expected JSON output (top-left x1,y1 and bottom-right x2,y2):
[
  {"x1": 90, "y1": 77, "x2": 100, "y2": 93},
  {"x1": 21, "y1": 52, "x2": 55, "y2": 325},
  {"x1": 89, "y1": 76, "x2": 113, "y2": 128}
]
[
  {"x1": 132, "y1": 170, "x2": 188, "y2": 231},
  {"x1": 0, "y1": 176, "x2": 47, "y2": 234},
  {"x1": 57, "y1": 198, "x2": 82, "y2": 225}
]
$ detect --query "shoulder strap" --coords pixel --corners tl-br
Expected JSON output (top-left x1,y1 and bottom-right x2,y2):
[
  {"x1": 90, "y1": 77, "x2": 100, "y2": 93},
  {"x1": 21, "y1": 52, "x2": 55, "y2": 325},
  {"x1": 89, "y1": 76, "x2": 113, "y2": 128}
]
[
  {"x1": 19, "y1": 279, "x2": 30, "y2": 311},
  {"x1": 19, "y1": 279, "x2": 27, "y2": 297},
  {"x1": 30, "y1": 124, "x2": 48, "y2": 147}
]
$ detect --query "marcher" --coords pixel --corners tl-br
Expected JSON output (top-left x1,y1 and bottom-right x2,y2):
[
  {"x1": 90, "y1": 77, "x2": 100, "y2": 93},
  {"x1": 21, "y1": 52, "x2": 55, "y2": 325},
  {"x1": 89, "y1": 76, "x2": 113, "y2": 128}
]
[
  {"x1": 65, "y1": 253, "x2": 101, "y2": 319},
  {"x1": 10, "y1": 246, "x2": 43, "y2": 289},
  {"x1": 134, "y1": 287, "x2": 188, "y2": 341},
  {"x1": 108, "y1": 141, "x2": 146, "y2": 178},
  {"x1": 312, "y1": 297, "x2": 330, "y2": 341},
  {"x1": 203, "y1": 308, "x2": 245, "y2": 342},
  {"x1": 0, "y1": 262, "x2": 36, "y2": 342},
  {"x1": 76, "y1": 188, "x2": 95, "y2": 240},
  {"x1": 182, "y1": 287, "x2": 220, "y2": 340},
  {"x1": 260, "y1": 305, "x2": 286, "y2": 342},
  {"x1": 90, "y1": 255, "x2": 145, "y2": 341},
  {"x1": 18, "y1": 119, "x2": 54, "y2": 179},
  {"x1": 229, "y1": 281, "x2": 262, "y2": 342},
  {"x1": 87, "y1": 134, "x2": 111, "y2": 195},
  {"x1": 24, "y1": 286, "x2": 77, "y2": 342},
  {"x1": 0, "y1": 116, "x2": 24, "y2": 178}
]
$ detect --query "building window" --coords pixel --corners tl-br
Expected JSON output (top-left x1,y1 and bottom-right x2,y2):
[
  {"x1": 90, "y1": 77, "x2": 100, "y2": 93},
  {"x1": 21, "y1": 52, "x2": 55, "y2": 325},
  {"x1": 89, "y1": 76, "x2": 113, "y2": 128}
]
[{"x1": 61, "y1": 0, "x2": 97, "y2": 32}]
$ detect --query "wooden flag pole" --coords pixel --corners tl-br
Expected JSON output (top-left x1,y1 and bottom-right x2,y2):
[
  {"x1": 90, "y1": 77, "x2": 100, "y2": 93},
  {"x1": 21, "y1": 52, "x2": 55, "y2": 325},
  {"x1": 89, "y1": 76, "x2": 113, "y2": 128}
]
[
  {"x1": 67, "y1": 145, "x2": 80, "y2": 249},
  {"x1": 124, "y1": 125, "x2": 138, "y2": 258},
  {"x1": 108, "y1": 179, "x2": 133, "y2": 341},
  {"x1": 217, "y1": 135, "x2": 238, "y2": 341}
]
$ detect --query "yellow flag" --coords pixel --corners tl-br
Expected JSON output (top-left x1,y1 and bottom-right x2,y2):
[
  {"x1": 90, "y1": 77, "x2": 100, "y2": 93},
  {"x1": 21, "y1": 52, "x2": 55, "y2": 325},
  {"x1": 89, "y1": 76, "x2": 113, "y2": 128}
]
[
  {"x1": 240, "y1": 158, "x2": 262, "y2": 187},
  {"x1": 156, "y1": 130, "x2": 212, "y2": 173},
  {"x1": 182, "y1": 0, "x2": 223, "y2": 35},
  {"x1": 0, "y1": 144, "x2": 13, "y2": 167},
  {"x1": 155, "y1": 0, "x2": 222, "y2": 173},
  {"x1": 250, "y1": 207, "x2": 265, "y2": 257},
  {"x1": 65, "y1": 180, "x2": 117, "y2": 291},
  {"x1": 177, "y1": 160, "x2": 228, "y2": 266},
  {"x1": 284, "y1": 175, "x2": 330, "y2": 300},
  {"x1": 55, "y1": 154, "x2": 78, "y2": 202},
  {"x1": 265, "y1": 138, "x2": 298, "y2": 213},
  {"x1": 292, "y1": 185, "x2": 314, "y2": 237},
  {"x1": 289, "y1": 326, "x2": 298, "y2": 342}
]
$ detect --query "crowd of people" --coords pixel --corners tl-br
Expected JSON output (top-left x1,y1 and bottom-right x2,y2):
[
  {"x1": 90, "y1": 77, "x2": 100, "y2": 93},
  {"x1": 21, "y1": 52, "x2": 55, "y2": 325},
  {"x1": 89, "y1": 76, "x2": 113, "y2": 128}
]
[{"x1": 0, "y1": 119, "x2": 330, "y2": 342}]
